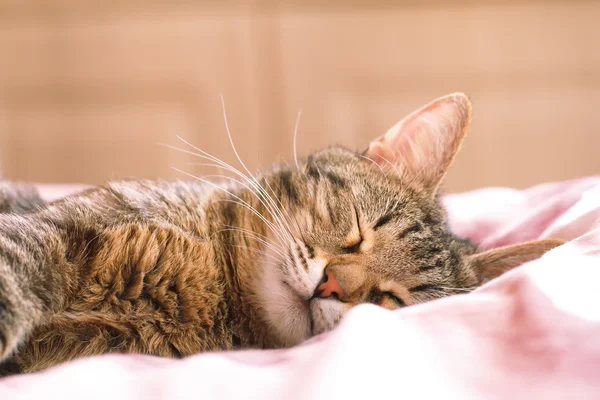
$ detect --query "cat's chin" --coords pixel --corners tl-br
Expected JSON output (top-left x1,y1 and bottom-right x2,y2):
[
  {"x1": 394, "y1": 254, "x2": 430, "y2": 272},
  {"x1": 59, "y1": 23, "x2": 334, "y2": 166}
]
[
  {"x1": 257, "y1": 248, "x2": 346, "y2": 345},
  {"x1": 257, "y1": 282, "x2": 349, "y2": 346},
  {"x1": 255, "y1": 259, "x2": 312, "y2": 346},
  {"x1": 262, "y1": 287, "x2": 313, "y2": 347},
  {"x1": 309, "y1": 298, "x2": 348, "y2": 337},
  {"x1": 259, "y1": 289, "x2": 348, "y2": 347}
]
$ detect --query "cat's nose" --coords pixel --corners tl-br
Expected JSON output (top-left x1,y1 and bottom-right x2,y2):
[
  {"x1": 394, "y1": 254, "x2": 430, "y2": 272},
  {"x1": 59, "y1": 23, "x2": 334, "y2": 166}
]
[{"x1": 313, "y1": 269, "x2": 345, "y2": 300}]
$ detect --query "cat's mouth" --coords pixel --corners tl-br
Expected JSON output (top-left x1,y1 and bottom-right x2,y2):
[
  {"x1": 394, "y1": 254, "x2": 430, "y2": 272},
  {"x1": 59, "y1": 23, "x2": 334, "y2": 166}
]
[
  {"x1": 282, "y1": 279, "x2": 312, "y2": 307},
  {"x1": 308, "y1": 297, "x2": 345, "y2": 336},
  {"x1": 277, "y1": 270, "x2": 339, "y2": 338}
]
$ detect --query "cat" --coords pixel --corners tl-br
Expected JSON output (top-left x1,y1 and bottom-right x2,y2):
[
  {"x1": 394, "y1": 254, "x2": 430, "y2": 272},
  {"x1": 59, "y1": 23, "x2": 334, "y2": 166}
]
[{"x1": 0, "y1": 92, "x2": 563, "y2": 375}]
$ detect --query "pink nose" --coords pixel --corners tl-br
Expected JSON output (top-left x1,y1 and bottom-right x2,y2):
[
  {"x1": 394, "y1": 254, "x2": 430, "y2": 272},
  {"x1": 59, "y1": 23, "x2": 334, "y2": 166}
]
[{"x1": 314, "y1": 270, "x2": 345, "y2": 299}]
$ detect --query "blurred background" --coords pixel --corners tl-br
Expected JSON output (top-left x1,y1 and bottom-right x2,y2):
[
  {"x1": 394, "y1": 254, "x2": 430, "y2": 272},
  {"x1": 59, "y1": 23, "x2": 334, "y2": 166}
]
[{"x1": 0, "y1": 0, "x2": 598, "y2": 193}]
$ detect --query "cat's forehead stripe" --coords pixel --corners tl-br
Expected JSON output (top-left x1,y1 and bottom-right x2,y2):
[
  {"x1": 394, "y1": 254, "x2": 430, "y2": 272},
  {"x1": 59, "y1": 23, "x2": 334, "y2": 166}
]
[
  {"x1": 373, "y1": 213, "x2": 396, "y2": 230},
  {"x1": 323, "y1": 171, "x2": 346, "y2": 188},
  {"x1": 276, "y1": 170, "x2": 299, "y2": 205}
]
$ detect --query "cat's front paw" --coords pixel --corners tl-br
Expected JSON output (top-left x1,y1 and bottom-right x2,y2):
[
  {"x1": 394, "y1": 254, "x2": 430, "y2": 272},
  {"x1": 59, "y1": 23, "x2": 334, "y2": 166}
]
[
  {"x1": 0, "y1": 284, "x2": 32, "y2": 361},
  {"x1": 0, "y1": 305, "x2": 24, "y2": 361}
]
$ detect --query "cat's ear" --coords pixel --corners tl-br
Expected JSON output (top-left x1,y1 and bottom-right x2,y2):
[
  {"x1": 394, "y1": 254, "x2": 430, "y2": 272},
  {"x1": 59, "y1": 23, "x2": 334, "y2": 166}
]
[
  {"x1": 364, "y1": 93, "x2": 471, "y2": 193},
  {"x1": 468, "y1": 238, "x2": 565, "y2": 283}
]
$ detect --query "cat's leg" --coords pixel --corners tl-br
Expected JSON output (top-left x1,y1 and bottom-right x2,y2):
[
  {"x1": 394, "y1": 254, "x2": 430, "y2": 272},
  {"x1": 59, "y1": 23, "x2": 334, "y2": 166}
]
[
  {"x1": 11, "y1": 309, "x2": 200, "y2": 374},
  {"x1": 8, "y1": 314, "x2": 142, "y2": 374},
  {"x1": 0, "y1": 213, "x2": 78, "y2": 365},
  {"x1": 0, "y1": 213, "x2": 229, "y2": 374}
]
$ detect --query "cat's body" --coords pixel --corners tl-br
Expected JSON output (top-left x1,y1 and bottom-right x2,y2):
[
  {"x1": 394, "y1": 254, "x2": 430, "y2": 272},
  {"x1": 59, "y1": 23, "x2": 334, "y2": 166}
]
[
  {"x1": 0, "y1": 179, "x2": 281, "y2": 374},
  {"x1": 0, "y1": 93, "x2": 563, "y2": 375}
]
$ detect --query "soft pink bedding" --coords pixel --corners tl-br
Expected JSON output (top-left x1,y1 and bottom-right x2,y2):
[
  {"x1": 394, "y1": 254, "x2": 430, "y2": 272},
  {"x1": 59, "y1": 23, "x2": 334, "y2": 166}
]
[{"x1": 1, "y1": 177, "x2": 600, "y2": 399}]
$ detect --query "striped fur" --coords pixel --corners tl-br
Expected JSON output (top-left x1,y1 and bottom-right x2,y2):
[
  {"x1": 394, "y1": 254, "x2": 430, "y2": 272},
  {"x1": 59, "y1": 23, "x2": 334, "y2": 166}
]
[{"x1": 0, "y1": 93, "x2": 563, "y2": 375}]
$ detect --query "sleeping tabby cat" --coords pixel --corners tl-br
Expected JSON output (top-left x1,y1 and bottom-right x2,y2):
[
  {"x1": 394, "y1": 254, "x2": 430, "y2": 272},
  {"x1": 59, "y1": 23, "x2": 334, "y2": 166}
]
[{"x1": 0, "y1": 93, "x2": 562, "y2": 375}]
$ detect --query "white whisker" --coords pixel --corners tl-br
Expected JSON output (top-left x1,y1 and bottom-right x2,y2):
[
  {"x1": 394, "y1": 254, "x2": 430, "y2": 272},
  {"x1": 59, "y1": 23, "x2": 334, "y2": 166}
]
[
  {"x1": 437, "y1": 286, "x2": 475, "y2": 293},
  {"x1": 230, "y1": 245, "x2": 284, "y2": 261},
  {"x1": 171, "y1": 167, "x2": 290, "y2": 247},
  {"x1": 222, "y1": 224, "x2": 273, "y2": 243},
  {"x1": 166, "y1": 141, "x2": 295, "y2": 245},
  {"x1": 219, "y1": 93, "x2": 263, "y2": 190},
  {"x1": 173, "y1": 137, "x2": 296, "y2": 242},
  {"x1": 218, "y1": 95, "x2": 298, "y2": 244},
  {"x1": 217, "y1": 226, "x2": 287, "y2": 260},
  {"x1": 203, "y1": 172, "x2": 294, "y2": 241},
  {"x1": 292, "y1": 109, "x2": 302, "y2": 171}
]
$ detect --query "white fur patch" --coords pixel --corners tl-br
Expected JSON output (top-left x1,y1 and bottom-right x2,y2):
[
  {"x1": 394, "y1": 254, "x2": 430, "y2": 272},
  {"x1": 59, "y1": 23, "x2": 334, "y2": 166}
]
[{"x1": 257, "y1": 241, "x2": 348, "y2": 345}]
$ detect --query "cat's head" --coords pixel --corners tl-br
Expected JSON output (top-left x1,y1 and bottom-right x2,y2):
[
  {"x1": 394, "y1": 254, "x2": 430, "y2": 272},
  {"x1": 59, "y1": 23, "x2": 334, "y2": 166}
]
[{"x1": 255, "y1": 93, "x2": 562, "y2": 346}]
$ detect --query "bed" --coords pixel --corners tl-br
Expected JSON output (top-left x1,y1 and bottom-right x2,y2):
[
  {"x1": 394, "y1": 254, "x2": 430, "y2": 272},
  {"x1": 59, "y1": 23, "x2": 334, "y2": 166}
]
[{"x1": 1, "y1": 177, "x2": 599, "y2": 399}]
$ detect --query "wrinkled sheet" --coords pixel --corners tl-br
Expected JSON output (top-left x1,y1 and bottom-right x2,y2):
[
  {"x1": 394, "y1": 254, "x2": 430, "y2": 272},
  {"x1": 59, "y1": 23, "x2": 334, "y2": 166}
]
[{"x1": 1, "y1": 177, "x2": 600, "y2": 399}]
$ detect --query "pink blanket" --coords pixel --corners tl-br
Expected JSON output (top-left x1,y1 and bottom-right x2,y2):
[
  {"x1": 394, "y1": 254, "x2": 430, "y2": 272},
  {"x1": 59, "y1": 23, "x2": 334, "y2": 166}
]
[{"x1": 1, "y1": 178, "x2": 600, "y2": 399}]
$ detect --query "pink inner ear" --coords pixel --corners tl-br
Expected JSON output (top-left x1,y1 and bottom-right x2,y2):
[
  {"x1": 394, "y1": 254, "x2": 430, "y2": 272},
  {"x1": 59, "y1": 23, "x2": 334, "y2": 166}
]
[{"x1": 365, "y1": 93, "x2": 471, "y2": 190}]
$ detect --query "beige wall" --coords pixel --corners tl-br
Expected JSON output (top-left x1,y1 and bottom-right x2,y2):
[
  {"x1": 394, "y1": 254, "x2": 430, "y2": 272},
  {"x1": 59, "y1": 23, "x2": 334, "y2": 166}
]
[{"x1": 0, "y1": 0, "x2": 598, "y2": 192}]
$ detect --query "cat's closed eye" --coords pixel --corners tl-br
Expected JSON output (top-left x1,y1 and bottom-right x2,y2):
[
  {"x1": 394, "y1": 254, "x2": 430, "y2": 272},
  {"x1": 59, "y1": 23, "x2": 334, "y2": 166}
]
[
  {"x1": 384, "y1": 292, "x2": 405, "y2": 307},
  {"x1": 369, "y1": 290, "x2": 406, "y2": 308},
  {"x1": 340, "y1": 239, "x2": 362, "y2": 254},
  {"x1": 398, "y1": 222, "x2": 422, "y2": 239}
]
